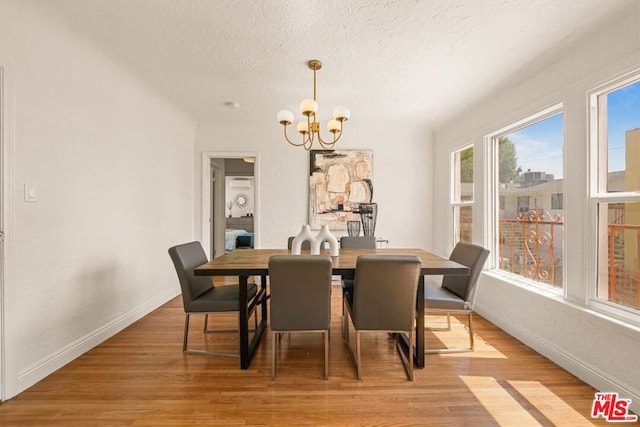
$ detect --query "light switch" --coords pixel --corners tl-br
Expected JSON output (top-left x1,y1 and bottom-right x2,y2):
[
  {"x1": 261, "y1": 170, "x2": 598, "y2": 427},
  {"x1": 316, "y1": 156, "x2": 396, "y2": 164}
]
[{"x1": 24, "y1": 183, "x2": 38, "y2": 202}]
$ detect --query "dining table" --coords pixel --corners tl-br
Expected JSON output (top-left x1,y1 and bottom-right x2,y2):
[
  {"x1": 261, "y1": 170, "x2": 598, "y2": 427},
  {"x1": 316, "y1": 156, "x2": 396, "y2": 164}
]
[{"x1": 194, "y1": 247, "x2": 469, "y2": 370}]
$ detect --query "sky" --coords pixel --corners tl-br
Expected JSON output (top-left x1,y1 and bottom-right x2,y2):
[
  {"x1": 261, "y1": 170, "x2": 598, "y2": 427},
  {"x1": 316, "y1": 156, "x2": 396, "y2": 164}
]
[{"x1": 506, "y1": 79, "x2": 640, "y2": 180}]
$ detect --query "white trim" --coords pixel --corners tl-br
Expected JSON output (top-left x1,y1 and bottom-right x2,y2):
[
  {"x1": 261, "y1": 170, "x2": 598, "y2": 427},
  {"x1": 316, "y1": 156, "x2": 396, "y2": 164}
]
[
  {"x1": 475, "y1": 300, "x2": 640, "y2": 415},
  {"x1": 487, "y1": 103, "x2": 563, "y2": 138},
  {"x1": 483, "y1": 134, "x2": 498, "y2": 268},
  {"x1": 200, "y1": 151, "x2": 260, "y2": 259},
  {"x1": 0, "y1": 64, "x2": 15, "y2": 400},
  {"x1": 587, "y1": 71, "x2": 640, "y2": 325},
  {"x1": 15, "y1": 289, "x2": 177, "y2": 395},
  {"x1": 0, "y1": 65, "x2": 4, "y2": 400},
  {"x1": 484, "y1": 103, "x2": 564, "y2": 275},
  {"x1": 450, "y1": 143, "x2": 475, "y2": 248}
]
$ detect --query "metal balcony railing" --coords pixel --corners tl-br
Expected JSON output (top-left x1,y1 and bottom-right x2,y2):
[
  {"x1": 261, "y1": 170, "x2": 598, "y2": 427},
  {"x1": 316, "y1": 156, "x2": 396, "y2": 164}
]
[
  {"x1": 498, "y1": 208, "x2": 563, "y2": 286},
  {"x1": 460, "y1": 209, "x2": 639, "y2": 309},
  {"x1": 608, "y1": 224, "x2": 640, "y2": 309}
]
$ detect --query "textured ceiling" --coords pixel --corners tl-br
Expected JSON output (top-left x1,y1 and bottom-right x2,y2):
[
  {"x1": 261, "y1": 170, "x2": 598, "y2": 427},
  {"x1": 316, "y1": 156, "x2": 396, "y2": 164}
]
[{"x1": 24, "y1": 0, "x2": 634, "y2": 129}]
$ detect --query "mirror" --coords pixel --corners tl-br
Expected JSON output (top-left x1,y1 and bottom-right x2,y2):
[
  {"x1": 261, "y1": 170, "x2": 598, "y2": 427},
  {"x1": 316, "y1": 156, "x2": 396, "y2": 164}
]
[{"x1": 234, "y1": 193, "x2": 248, "y2": 208}]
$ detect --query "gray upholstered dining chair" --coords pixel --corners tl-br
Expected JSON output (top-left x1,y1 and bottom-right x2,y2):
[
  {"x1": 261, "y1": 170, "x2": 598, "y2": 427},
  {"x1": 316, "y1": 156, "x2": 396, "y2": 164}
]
[
  {"x1": 424, "y1": 242, "x2": 489, "y2": 354},
  {"x1": 343, "y1": 255, "x2": 422, "y2": 380},
  {"x1": 168, "y1": 241, "x2": 258, "y2": 357},
  {"x1": 339, "y1": 235, "x2": 377, "y2": 337},
  {"x1": 268, "y1": 255, "x2": 333, "y2": 380}
]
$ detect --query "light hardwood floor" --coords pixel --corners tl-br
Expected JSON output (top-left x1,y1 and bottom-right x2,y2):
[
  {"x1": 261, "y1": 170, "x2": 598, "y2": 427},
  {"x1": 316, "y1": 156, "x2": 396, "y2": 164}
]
[{"x1": 0, "y1": 283, "x2": 631, "y2": 426}]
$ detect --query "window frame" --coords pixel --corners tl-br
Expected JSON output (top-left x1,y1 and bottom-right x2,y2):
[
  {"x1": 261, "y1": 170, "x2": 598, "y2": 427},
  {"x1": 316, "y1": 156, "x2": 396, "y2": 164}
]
[
  {"x1": 485, "y1": 103, "x2": 565, "y2": 292},
  {"x1": 450, "y1": 143, "x2": 475, "y2": 245},
  {"x1": 551, "y1": 193, "x2": 563, "y2": 210},
  {"x1": 588, "y1": 71, "x2": 640, "y2": 323}
]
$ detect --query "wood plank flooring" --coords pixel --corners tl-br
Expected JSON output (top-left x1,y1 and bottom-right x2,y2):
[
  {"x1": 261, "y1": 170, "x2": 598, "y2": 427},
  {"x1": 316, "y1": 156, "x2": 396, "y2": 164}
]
[{"x1": 0, "y1": 283, "x2": 631, "y2": 426}]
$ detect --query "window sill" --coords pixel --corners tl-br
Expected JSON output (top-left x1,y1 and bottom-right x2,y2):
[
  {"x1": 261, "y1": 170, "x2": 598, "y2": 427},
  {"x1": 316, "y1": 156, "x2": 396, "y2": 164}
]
[
  {"x1": 483, "y1": 269, "x2": 640, "y2": 336},
  {"x1": 484, "y1": 269, "x2": 564, "y2": 300}
]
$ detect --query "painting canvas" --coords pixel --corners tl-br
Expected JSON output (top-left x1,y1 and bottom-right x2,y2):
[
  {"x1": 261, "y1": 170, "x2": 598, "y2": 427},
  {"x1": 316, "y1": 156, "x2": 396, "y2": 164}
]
[{"x1": 309, "y1": 149, "x2": 374, "y2": 230}]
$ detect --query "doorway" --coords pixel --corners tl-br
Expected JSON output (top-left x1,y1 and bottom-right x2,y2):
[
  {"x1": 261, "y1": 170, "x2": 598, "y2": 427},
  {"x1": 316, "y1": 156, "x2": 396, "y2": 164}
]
[{"x1": 201, "y1": 152, "x2": 259, "y2": 259}]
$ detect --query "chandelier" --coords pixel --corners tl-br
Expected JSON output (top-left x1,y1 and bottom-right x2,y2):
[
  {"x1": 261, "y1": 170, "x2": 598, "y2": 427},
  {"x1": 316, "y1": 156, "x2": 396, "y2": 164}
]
[{"x1": 277, "y1": 60, "x2": 350, "y2": 150}]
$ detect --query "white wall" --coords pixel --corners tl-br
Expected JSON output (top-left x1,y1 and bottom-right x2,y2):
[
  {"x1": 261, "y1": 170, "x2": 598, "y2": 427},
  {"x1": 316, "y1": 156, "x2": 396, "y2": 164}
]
[
  {"x1": 0, "y1": 2, "x2": 196, "y2": 398},
  {"x1": 433, "y1": 4, "x2": 640, "y2": 413},
  {"x1": 195, "y1": 120, "x2": 433, "y2": 251}
]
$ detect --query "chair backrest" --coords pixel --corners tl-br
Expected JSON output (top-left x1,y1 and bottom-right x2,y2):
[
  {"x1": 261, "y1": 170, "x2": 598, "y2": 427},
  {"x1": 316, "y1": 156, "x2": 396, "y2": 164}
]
[
  {"x1": 352, "y1": 255, "x2": 421, "y2": 331},
  {"x1": 287, "y1": 236, "x2": 311, "y2": 250},
  {"x1": 340, "y1": 236, "x2": 377, "y2": 249},
  {"x1": 168, "y1": 241, "x2": 214, "y2": 311},
  {"x1": 269, "y1": 255, "x2": 333, "y2": 331},
  {"x1": 442, "y1": 242, "x2": 490, "y2": 307}
]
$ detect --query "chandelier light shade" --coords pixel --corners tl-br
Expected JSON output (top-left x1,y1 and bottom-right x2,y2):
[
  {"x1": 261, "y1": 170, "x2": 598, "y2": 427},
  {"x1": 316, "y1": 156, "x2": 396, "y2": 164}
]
[{"x1": 277, "y1": 59, "x2": 350, "y2": 150}]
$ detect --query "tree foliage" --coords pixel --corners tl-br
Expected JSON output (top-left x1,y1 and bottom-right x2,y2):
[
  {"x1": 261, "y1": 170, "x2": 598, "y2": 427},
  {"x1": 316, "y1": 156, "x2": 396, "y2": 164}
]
[
  {"x1": 460, "y1": 147, "x2": 473, "y2": 183},
  {"x1": 499, "y1": 137, "x2": 522, "y2": 183}
]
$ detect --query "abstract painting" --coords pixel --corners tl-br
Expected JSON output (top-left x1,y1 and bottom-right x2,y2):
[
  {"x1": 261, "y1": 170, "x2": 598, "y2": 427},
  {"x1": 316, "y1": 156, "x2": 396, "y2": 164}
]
[{"x1": 309, "y1": 149, "x2": 374, "y2": 230}]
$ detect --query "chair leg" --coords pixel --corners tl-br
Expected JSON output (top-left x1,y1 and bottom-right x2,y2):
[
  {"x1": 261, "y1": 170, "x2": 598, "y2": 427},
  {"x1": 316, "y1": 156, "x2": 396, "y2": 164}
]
[
  {"x1": 395, "y1": 330, "x2": 414, "y2": 381},
  {"x1": 341, "y1": 294, "x2": 347, "y2": 338},
  {"x1": 183, "y1": 314, "x2": 191, "y2": 352},
  {"x1": 203, "y1": 314, "x2": 209, "y2": 332},
  {"x1": 408, "y1": 329, "x2": 414, "y2": 381},
  {"x1": 203, "y1": 312, "x2": 237, "y2": 333},
  {"x1": 183, "y1": 313, "x2": 240, "y2": 357},
  {"x1": 356, "y1": 331, "x2": 362, "y2": 380},
  {"x1": 424, "y1": 312, "x2": 475, "y2": 354},
  {"x1": 425, "y1": 313, "x2": 453, "y2": 332},
  {"x1": 468, "y1": 313, "x2": 474, "y2": 351},
  {"x1": 271, "y1": 331, "x2": 277, "y2": 381},
  {"x1": 324, "y1": 329, "x2": 329, "y2": 380}
]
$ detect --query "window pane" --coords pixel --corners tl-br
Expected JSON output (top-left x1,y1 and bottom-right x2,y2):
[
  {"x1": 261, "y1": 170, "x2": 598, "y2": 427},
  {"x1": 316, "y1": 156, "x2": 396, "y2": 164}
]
[
  {"x1": 455, "y1": 205, "x2": 473, "y2": 243},
  {"x1": 551, "y1": 193, "x2": 563, "y2": 210},
  {"x1": 497, "y1": 113, "x2": 564, "y2": 288},
  {"x1": 453, "y1": 146, "x2": 473, "y2": 202},
  {"x1": 597, "y1": 202, "x2": 640, "y2": 310},
  {"x1": 599, "y1": 79, "x2": 640, "y2": 192},
  {"x1": 452, "y1": 145, "x2": 474, "y2": 245}
]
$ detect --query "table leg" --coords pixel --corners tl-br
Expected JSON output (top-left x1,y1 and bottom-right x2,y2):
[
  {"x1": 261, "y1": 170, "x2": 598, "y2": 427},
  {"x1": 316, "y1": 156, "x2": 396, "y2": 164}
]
[
  {"x1": 415, "y1": 275, "x2": 425, "y2": 368},
  {"x1": 241, "y1": 274, "x2": 268, "y2": 370},
  {"x1": 260, "y1": 274, "x2": 268, "y2": 323},
  {"x1": 395, "y1": 275, "x2": 425, "y2": 368},
  {"x1": 239, "y1": 275, "x2": 250, "y2": 369}
]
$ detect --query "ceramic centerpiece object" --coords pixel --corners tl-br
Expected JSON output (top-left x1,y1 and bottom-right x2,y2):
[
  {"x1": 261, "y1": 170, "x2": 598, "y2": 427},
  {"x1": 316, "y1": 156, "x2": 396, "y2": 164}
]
[
  {"x1": 312, "y1": 225, "x2": 340, "y2": 256},
  {"x1": 291, "y1": 224, "x2": 315, "y2": 255}
]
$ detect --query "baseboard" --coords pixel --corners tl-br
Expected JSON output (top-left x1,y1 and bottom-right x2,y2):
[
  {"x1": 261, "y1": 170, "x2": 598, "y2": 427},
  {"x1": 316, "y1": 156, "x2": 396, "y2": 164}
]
[
  {"x1": 475, "y1": 303, "x2": 640, "y2": 415},
  {"x1": 15, "y1": 288, "x2": 180, "y2": 396}
]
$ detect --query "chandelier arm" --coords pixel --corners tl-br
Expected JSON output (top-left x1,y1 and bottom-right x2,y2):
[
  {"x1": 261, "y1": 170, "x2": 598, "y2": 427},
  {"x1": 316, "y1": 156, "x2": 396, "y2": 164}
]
[
  {"x1": 307, "y1": 115, "x2": 316, "y2": 144},
  {"x1": 283, "y1": 125, "x2": 309, "y2": 147},
  {"x1": 315, "y1": 124, "x2": 341, "y2": 148},
  {"x1": 320, "y1": 141, "x2": 337, "y2": 150},
  {"x1": 303, "y1": 138, "x2": 313, "y2": 151}
]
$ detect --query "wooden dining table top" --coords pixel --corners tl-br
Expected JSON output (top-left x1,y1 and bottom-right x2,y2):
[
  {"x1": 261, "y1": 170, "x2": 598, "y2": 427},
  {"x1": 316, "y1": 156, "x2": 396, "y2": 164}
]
[{"x1": 194, "y1": 247, "x2": 469, "y2": 276}]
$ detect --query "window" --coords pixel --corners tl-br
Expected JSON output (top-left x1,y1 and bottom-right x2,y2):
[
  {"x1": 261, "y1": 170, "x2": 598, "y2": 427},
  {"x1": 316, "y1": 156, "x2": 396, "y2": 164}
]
[
  {"x1": 452, "y1": 145, "x2": 474, "y2": 243},
  {"x1": 494, "y1": 108, "x2": 564, "y2": 288},
  {"x1": 590, "y1": 75, "x2": 640, "y2": 314},
  {"x1": 551, "y1": 193, "x2": 563, "y2": 210},
  {"x1": 517, "y1": 196, "x2": 530, "y2": 214}
]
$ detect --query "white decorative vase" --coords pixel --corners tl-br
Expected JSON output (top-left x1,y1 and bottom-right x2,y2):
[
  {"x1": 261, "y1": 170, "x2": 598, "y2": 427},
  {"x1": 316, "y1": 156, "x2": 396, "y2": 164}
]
[
  {"x1": 313, "y1": 225, "x2": 340, "y2": 256},
  {"x1": 291, "y1": 224, "x2": 314, "y2": 255}
]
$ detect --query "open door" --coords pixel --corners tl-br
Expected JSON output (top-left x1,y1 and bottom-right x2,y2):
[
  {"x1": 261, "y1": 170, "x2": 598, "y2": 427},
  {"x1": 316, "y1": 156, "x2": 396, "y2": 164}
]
[{"x1": 201, "y1": 153, "x2": 259, "y2": 259}]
